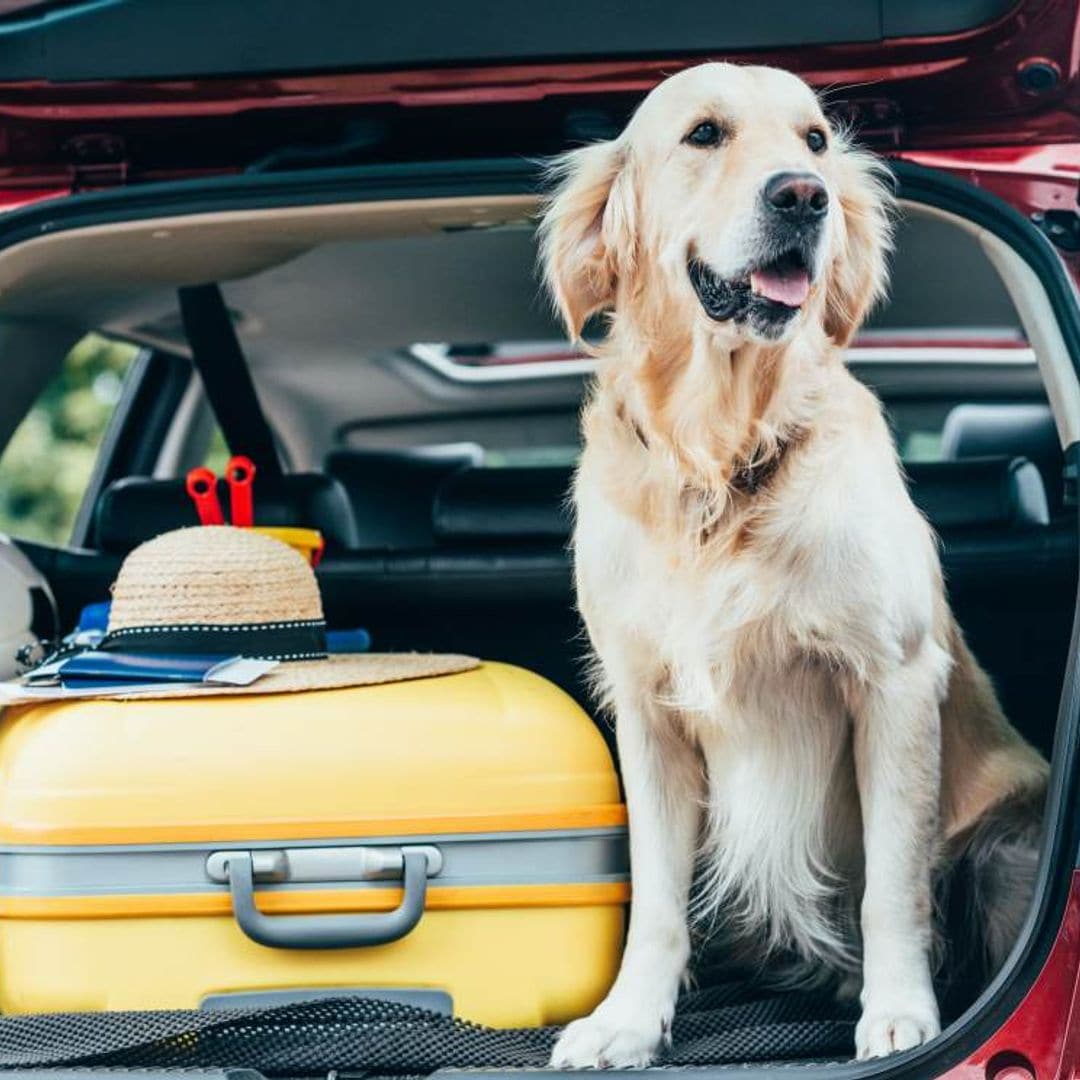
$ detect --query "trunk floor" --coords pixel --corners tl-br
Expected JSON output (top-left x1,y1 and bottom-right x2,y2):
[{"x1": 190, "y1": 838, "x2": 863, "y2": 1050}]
[{"x1": 0, "y1": 983, "x2": 858, "y2": 1074}]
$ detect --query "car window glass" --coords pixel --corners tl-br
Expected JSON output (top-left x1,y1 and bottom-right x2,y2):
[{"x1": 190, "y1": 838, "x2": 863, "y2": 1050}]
[{"x1": 0, "y1": 334, "x2": 138, "y2": 545}]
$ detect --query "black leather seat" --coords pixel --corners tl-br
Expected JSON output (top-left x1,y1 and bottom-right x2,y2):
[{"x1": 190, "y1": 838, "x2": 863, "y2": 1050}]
[
  {"x1": 431, "y1": 455, "x2": 1051, "y2": 544},
  {"x1": 434, "y1": 464, "x2": 570, "y2": 542},
  {"x1": 93, "y1": 473, "x2": 359, "y2": 555},
  {"x1": 419, "y1": 456, "x2": 1069, "y2": 755},
  {"x1": 904, "y1": 457, "x2": 1049, "y2": 530},
  {"x1": 942, "y1": 403, "x2": 1064, "y2": 510},
  {"x1": 80, "y1": 452, "x2": 1073, "y2": 758},
  {"x1": 326, "y1": 444, "x2": 483, "y2": 549}
]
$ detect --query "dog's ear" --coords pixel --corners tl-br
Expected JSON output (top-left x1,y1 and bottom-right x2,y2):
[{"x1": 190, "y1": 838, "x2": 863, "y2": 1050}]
[
  {"x1": 539, "y1": 139, "x2": 637, "y2": 340},
  {"x1": 823, "y1": 145, "x2": 895, "y2": 346}
]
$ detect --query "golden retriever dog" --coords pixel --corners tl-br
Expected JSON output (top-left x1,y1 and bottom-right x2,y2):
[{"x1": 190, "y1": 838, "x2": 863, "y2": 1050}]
[{"x1": 539, "y1": 63, "x2": 1049, "y2": 1067}]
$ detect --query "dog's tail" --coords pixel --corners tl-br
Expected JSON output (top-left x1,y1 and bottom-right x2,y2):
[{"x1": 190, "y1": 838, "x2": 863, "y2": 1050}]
[{"x1": 938, "y1": 785, "x2": 1045, "y2": 1010}]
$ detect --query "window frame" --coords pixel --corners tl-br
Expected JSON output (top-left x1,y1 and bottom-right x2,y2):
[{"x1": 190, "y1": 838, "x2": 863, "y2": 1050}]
[{"x1": 68, "y1": 346, "x2": 192, "y2": 550}]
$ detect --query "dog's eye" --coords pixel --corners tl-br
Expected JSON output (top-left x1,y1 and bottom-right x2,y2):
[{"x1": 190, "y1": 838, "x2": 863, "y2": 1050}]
[
  {"x1": 684, "y1": 120, "x2": 724, "y2": 148},
  {"x1": 806, "y1": 127, "x2": 828, "y2": 154}
]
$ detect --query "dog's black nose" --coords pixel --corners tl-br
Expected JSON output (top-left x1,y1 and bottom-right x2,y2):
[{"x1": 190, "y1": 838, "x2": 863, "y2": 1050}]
[{"x1": 763, "y1": 172, "x2": 829, "y2": 221}]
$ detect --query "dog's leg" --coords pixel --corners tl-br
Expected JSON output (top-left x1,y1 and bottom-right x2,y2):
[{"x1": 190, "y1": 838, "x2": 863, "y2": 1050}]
[
  {"x1": 550, "y1": 693, "x2": 701, "y2": 1068},
  {"x1": 852, "y1": 641, "x2": 945, "y2": 1059}
]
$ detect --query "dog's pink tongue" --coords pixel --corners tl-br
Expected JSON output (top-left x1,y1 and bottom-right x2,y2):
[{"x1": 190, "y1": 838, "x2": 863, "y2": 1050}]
[{"x1": 750, "y1": 266, "x2": 810, "y2": 307}]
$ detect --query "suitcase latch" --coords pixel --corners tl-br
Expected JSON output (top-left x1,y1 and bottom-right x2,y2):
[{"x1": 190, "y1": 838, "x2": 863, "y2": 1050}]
[{"x1": 205, "y1": 845, "x2": 443, "y2": 885}]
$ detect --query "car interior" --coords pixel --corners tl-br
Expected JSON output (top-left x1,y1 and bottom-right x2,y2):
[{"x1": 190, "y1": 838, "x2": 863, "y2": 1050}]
[
  {"x1": 0, "y1": 185, "x2": 1075, "y2": 1064},
  {"x1": 5, "y1": 198, "x2": 1073, "y2": 758}
]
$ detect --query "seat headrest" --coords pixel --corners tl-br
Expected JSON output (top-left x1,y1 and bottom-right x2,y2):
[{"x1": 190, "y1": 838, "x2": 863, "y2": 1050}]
[
  {"x1": 433, "y1": 465, "x2": 572, "y2": 542},
  {"x1": 905, "y1": 456, "x2": 1049, "y2": 531},
  {"x1": 942, "y1": 403, "x2": 1062, "y2": 506},
  {"x1": 942, "y1": 403, "x2": 1058, "y2": 463},
  {"x1": 94, "y1": 473, "x2": 360, "y2": 555},
  {"x1": 432, "y1": 457, "x2": 1047, "y2": 545},
  {"x1": 325, "y1": 444, "x2": 483, "y2": 549}
]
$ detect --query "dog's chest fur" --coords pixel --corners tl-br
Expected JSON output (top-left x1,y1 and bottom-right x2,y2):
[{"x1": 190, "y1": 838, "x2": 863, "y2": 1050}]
[
  {"x1": 577, "y1": 374, "x2": 935, "y2": 702},
  {"x1": 573, "y1": 369, "x2": 942, "y2": 964}
]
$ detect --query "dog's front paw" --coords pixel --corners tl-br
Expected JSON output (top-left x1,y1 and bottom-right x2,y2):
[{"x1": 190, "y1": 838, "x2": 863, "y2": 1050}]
[
  {"x1": 550, "y1": 997, "x2": 672, "y2": 1069},
  {"x1": 855, "y1": 1004, "x2": 940, "y2": 1060}
]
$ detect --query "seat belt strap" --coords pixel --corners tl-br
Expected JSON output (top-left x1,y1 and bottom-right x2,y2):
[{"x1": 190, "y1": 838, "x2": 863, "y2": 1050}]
[{"x1": 178, "y1": 284, "x2": 283, "y2": 481}]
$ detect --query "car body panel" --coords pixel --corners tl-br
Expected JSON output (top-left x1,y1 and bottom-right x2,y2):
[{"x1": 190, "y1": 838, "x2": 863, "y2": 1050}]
[
  {"x1": 944, "y1": 874, "x2": 1080, "y2": 1080},
  {"x1": 0, "y1": 9, "x2": 1073, "y2": 1079},
  {"x1": 0, "y1": 0, "x2": 1074, "y2": 194}
]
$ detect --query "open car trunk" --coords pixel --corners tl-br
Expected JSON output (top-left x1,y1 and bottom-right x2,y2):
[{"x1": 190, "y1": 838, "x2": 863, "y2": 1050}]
[
  {"x1": 0, "y1": 5, "x2": 1075, "y2": 1076},
  {"x1": 0, "y1": 153, "x2": 1073, "y2": 1080},
  {"x1": 0, "y1": 0, "x2": 1077, "y2": 193}
]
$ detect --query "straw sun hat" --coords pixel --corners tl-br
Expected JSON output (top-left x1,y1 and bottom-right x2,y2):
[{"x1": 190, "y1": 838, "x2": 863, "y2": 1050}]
[{"x1": 13, "y1": 526, "x2": 478, "y2": 701}]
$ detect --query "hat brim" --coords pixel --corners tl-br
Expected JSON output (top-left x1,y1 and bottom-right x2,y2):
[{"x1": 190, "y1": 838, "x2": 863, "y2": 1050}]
[{"x1": 1, "y1": 653, "x2": 480, "y2": 705}]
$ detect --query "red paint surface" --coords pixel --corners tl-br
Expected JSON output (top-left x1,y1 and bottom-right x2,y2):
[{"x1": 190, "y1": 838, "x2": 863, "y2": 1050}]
[
  {"x1": 892, "y1": 145, "x2": 1080, "y2": 291},
  {"x1": 0, "y1": 8, "x2": 1072, "y2": 309},
  {"x1": 896, "y1": 145, "x2": 1080, "y2": 216},
  {"x1": 0, "y1": 0, "x2": 1075, "y2": 188},
  {"x1": 941, "y1": 873, "x2": 1080, "y2": 1080},
  {"x1": 0, "y1": 0, "x2": 1074, "y2": 132},
  {"x1": 0, "y1": 185, "x2": 65, "y2": 210},
  {"x1": 0, "y1": 146, "x2": 1073, "y2": 218}
]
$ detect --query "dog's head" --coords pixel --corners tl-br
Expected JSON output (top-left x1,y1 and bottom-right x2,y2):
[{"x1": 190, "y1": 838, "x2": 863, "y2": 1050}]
[{"x1": 540, "y1": 63, "x2": 893, "y2": 348}]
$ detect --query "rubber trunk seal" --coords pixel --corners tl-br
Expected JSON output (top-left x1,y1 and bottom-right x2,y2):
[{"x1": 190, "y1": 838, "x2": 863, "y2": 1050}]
[{"x1": 0, "y1": 157, "x2": 1075, "y2": 1080}]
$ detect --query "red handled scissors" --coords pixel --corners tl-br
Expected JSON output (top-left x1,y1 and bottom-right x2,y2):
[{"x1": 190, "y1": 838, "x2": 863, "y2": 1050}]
[
  {"x1": 185, "y1": 467, "x2": 224, "y2": 526},
  {"x1": 185, "y1": 455, "x2": 256, "y2": 527},
  {"x1": 225, "y1": 455, "x2": 255, "y2": 527}
]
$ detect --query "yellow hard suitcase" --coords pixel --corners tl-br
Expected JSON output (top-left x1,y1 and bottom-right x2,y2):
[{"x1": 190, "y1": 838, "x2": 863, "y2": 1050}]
[{"x1": 0, "y1": 662, "x2": 628, "y2": 1027}]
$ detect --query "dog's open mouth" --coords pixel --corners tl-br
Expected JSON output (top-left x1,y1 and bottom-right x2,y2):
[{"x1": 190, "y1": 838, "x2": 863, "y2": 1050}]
[
  {"x1": 687, "y1": 246, "x2": 814, "y2": 337},
  {"x1": 748, "y1": 249, "x2": 811, "y2": 308}
]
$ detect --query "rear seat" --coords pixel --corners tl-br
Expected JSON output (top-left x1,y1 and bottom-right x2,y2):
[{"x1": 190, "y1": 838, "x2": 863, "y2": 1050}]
[
  {"x1": 325, "y1": 453, "x2": 1073, "y2": 755},
  {"x1": 433, "y1": 464, "x2": 570, "y2": 543},
  {"x1": 326, "y1": 444, "x2": 483, "y2": 549},
  {"x1": 430, "y1": 455, "x2": 1052, "y2": 544},
  {"x1": 905, "y1": 457, "x2": 1049, "y2": 531},
  {"x1": 76, "y1": 451, "x2": 1073, "y2": 758},
  {"x1": 93, "y1": 473, "x2": 359, "y2": 555},
  {"x1": 942, "y1": 403, "x2": 1064, "y2": 511}
]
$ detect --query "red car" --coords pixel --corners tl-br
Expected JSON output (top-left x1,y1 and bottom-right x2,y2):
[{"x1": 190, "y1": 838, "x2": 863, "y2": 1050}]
[{"x1": 0, "y1": 1, "x2": 1076, "y2": 1078}]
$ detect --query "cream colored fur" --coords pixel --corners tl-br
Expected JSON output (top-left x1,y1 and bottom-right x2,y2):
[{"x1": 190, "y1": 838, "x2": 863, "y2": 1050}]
[{"x1": 539, "y1": 63, "x2": 1049, "y2": 1067}]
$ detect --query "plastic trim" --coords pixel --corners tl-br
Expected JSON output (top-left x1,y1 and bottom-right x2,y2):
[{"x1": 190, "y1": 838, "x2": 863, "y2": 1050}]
[
  {"x1": 223, "y1": 847, "x2": 430, "y2": 950},
  {"x1": 0, "y1": 829, "x2": 629, "y2": 899},
  {"x1": 0, "y1": 0, "x2": 1016, "y2": 82},
  {"x1": 0, "y1": 881, "x2": 632, "y2": 920}
]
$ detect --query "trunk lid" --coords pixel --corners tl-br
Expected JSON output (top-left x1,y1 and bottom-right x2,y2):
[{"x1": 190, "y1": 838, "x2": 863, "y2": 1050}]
[{"x1": 0, "y1": 0, "x2": 1075, "y2": 193}]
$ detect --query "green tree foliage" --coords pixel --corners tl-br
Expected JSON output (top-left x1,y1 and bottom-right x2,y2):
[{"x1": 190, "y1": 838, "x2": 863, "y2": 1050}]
[{"x1": 0, "y1": 334, "x2": 137, "y2": 545}]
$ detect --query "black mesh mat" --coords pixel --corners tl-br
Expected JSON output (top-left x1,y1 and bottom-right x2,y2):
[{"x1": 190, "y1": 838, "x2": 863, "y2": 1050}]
[{"x1": 0, "y1": 986, "x2": 856, "y2": 1075}]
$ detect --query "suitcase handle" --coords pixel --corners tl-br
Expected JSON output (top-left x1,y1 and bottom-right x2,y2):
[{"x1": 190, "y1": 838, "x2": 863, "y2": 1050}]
[{"x1": 222, "y1": 848, "x2": 430, "y2": 949}]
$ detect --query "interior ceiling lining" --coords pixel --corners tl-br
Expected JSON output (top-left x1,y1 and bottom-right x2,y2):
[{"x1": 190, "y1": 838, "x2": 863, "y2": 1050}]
[
  {"x1": 0, "y1": 192, "x2": 1019, "y2": 338},
  {"x1": 0, "y1": 189, "x2": 1033, "y2": 468},
  {"x1": 0, "y1": 195, "x2": 539, "y2": 324}
]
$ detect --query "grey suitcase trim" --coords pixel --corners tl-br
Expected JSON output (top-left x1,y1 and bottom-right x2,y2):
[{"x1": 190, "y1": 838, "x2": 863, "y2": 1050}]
[{"x1": 0, "y1": 827, "x2": 629, "y2": 899}]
